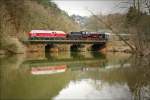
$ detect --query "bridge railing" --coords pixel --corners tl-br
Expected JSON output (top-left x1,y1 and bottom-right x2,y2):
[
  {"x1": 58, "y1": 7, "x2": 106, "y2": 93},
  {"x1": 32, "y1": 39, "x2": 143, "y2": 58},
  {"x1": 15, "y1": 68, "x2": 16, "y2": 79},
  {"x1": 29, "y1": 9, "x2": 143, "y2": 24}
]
[{"x1": 24, "y1": 39, "x2": 107, "y2": 44}]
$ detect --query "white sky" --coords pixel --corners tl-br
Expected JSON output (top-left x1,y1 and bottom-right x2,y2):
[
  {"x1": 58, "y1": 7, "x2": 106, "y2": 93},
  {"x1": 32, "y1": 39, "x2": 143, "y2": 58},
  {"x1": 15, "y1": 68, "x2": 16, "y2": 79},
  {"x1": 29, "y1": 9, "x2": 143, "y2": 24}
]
[{"x1": 52, "y1": 0, "x2": 130, "y2": 16}]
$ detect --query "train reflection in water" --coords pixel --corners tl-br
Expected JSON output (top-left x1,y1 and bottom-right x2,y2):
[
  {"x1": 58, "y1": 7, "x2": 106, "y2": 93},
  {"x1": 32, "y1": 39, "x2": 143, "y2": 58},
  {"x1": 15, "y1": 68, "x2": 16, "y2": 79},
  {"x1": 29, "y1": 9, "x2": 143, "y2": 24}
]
[
  {"x1": 31, "y1": 65, "x2": 67, "y2": 75},
  {"x1": 25, "y1": 52, "x2": 107, "y2": 75},
  {"x1": 30, "y1": 64, "x2": 104, "y2": 75}
]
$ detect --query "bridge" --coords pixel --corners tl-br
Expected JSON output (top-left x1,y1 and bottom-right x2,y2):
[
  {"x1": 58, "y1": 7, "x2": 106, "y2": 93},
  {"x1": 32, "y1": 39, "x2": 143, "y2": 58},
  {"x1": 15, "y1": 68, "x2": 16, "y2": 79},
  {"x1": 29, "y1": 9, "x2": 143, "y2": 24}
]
[
  {"x1": 24, "y1": 39, "x2": 107, "y2": 52},
  {"x1": 25, "y1": 39, "x2": 106, "y2": 44}
]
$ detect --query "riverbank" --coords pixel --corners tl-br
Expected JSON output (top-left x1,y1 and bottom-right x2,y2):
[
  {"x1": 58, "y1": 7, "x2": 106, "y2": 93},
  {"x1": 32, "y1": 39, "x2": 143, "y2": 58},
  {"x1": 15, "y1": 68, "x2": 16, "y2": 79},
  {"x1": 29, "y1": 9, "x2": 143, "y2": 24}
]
[
  {"x1": 106, "y1": 34, "x2": 132, "y2": 53},
  {"x1": 0, "y1": 49, "x2": 7, "y2": 55},
  {"x1": 0, "y1": 37, "x2": 26, "y2": 55}
]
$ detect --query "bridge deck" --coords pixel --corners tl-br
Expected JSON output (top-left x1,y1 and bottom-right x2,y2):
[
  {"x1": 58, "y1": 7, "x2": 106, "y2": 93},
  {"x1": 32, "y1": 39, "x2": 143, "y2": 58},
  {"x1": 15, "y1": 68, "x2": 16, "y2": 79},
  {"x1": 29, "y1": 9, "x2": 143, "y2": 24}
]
[{"x1": 24, "y1": 39, "x2": 107, "y2": 44}]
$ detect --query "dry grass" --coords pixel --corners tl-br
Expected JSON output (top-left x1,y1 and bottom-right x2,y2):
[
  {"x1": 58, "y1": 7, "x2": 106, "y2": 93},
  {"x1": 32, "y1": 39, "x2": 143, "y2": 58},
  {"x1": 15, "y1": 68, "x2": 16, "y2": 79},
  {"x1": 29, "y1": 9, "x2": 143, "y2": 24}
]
[{"x1": 1, "y1": 36, "x2": 26, "y2": 54}]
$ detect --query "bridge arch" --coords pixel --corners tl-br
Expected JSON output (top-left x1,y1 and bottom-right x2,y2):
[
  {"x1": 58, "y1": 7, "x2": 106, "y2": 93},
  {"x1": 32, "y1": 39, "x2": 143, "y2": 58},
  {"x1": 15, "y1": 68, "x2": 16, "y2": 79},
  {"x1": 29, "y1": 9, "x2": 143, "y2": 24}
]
[
  {"x1": 91, "y1": 43, "x2": 106, "y2": 51},
  {"x1": 45, "y1": 44, "x2": 58, "y2": 52},
  {"x1": 71, "y1": 44, "x2": 80, "y2": 52}
]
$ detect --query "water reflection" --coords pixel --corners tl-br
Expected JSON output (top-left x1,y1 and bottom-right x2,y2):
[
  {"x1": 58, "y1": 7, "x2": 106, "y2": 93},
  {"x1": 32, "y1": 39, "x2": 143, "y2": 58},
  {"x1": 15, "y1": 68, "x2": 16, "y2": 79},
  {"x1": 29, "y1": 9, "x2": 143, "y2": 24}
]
[
  {"x1": 31, "y1": 65, "x2": 67, "y2": 75},
  {"x1": 53, "y1": 79, "x2": 132, "y2": 100},
  {"x1": 0, "y1": 52, "x2": 150, "y2": 100}
]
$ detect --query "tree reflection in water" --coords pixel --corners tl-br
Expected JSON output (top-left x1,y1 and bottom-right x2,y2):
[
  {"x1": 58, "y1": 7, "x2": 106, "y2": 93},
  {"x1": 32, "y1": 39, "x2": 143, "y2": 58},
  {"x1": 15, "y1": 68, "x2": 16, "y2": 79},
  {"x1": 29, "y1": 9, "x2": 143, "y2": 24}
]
[{"x1": 0, "y1": 52, "x2": 150, "y2": 99}]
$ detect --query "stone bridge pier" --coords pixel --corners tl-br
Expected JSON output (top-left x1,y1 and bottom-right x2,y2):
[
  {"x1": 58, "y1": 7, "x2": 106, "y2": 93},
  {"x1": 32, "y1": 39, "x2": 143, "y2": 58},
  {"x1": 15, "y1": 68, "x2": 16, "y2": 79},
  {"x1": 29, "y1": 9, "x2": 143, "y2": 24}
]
[{"x1": 26, "y1": 42, "x2": 106, "y2": 53}]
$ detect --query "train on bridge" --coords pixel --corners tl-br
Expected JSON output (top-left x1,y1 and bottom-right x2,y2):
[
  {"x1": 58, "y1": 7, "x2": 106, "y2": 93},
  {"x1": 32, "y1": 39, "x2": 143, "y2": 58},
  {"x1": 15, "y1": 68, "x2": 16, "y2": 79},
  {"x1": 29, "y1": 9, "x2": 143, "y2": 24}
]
[{"x1": 28, "y1": 30, "x2": 109, "y2": 40}]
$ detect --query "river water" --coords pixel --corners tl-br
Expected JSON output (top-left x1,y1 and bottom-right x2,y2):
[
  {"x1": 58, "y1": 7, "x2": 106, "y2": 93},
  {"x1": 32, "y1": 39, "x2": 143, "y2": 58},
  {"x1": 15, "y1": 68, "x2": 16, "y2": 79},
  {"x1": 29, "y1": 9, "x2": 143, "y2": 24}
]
[{"x1": 0, "y1": 52, "x2": 150, "y2": 100}]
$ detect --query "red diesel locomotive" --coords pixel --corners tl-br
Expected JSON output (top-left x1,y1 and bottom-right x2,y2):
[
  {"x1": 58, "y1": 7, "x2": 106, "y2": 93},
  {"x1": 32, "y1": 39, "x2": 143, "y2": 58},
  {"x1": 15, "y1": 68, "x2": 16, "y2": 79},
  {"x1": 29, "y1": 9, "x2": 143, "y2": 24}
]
[{"x1": 28, "y1": 30, "x2": 67, "y2": 39}]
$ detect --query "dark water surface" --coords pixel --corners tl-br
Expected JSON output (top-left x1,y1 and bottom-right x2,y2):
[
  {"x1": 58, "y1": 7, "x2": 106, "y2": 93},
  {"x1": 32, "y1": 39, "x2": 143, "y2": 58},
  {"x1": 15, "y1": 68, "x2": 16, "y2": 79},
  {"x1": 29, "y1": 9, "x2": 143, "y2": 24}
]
[{"x1": 0, "y1": 52, "x2": 150, "y2": 100}]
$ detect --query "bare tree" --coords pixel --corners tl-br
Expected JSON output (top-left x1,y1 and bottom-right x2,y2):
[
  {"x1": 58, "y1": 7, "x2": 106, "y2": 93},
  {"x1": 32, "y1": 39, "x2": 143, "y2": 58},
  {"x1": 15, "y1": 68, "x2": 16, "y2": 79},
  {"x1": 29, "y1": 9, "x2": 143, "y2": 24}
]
[
  {"x1": 88, "y1": 9, "x2": 135, "y2": 52},
  {"x1": 143, "y1": 0, "x2": 150, "y2": 13}
]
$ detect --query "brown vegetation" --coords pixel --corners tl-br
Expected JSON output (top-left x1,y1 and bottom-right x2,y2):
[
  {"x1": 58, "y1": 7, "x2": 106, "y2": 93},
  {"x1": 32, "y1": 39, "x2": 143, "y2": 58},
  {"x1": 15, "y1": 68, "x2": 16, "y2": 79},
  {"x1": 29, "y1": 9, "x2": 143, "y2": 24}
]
[
  {"x1": 0, "y1": 0, "x2": 80, "y2": 54},
  {"x1": 85, "y1": 0, "x2": 150, "y2": 56}
]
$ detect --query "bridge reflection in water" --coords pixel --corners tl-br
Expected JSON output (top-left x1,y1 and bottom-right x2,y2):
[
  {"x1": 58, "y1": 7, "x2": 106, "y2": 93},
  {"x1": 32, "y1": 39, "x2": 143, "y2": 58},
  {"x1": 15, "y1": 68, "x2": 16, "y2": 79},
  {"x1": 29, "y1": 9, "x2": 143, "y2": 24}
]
[
  {"x1": 1, "y1": 52, "x2": 150, "y2": 100},
  {"x1": 23, "y1": 52, "x2": 107, "y2": 76}
]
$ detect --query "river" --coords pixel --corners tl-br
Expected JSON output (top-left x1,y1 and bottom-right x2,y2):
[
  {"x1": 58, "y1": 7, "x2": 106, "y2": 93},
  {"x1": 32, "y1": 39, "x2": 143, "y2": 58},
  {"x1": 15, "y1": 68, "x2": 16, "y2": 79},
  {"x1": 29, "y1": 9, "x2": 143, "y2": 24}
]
[{"x1": 0, "y1": 52, "x2": 150, "y2": 100}]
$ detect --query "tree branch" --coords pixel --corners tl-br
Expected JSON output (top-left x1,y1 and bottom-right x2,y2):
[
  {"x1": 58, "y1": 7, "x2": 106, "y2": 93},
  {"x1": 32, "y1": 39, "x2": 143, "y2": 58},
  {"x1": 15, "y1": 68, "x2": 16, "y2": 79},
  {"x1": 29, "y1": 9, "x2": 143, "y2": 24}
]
[{"x1": 88, "y1": 9, "x2": 135, "y2": 52}]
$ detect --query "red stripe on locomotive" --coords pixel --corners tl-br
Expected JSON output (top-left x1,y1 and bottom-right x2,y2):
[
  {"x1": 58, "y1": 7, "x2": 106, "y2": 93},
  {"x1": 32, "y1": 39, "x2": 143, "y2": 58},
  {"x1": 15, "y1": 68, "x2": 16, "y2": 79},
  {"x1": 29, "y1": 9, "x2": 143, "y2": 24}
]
[{"x1": 28, "y1": 30, "x2": 66, "y2": 38}]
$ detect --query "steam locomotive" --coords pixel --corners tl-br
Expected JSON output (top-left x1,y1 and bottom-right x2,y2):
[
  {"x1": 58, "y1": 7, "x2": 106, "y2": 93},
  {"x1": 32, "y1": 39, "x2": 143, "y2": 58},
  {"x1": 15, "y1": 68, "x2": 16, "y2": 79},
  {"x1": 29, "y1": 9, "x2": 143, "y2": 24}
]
[
  {"x1": 68, "y1": 31, "x2": 108, "y2": 40},
  {"x1": 28, "y1": 30, "x2": 109, "y2": 40}
]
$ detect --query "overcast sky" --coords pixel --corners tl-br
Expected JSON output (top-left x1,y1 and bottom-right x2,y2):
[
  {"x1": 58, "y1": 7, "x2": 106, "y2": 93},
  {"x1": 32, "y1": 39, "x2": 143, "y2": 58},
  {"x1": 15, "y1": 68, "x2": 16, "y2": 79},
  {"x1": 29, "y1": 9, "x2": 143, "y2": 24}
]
[{"x1": 52, "y1": 0, "x2": 130, "y2": 16}]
